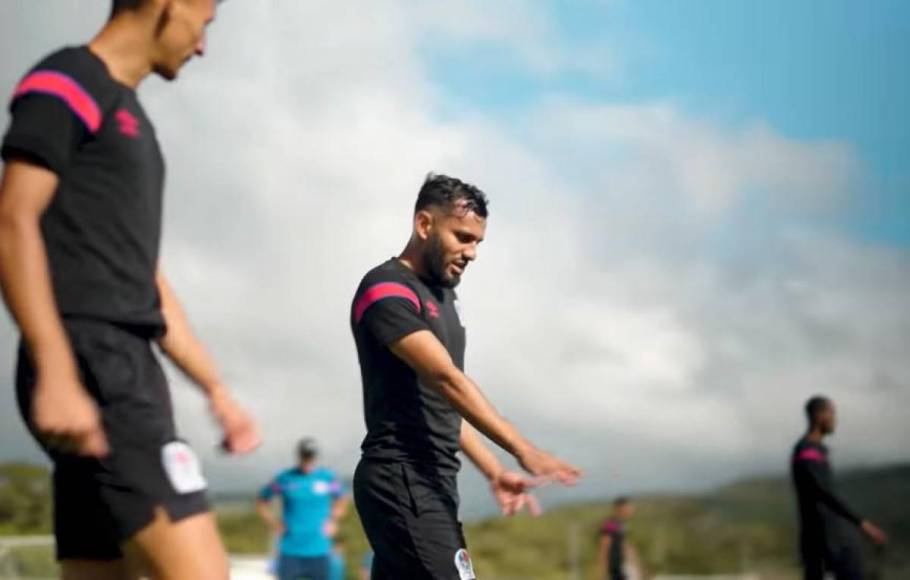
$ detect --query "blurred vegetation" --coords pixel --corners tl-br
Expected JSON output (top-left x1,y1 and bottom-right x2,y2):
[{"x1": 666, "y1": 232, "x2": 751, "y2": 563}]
[
  {"x1": 1, "y1": 462, "x2": 907, "y2": 579},
  {"x1": 0, "y1": 464, "x2": 52, "y2": 536}
]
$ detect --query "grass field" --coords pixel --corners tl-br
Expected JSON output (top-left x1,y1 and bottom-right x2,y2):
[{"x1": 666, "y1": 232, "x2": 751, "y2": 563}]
[{"x1": 1, "y1": 462, "x2": 908, "y2": 579}]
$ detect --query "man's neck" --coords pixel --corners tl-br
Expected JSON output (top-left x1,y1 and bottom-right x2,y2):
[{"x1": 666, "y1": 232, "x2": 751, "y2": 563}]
[
  {"x1": 805, "y1": 427, "x2": 825, "y2": 443},
  {"x1": 88, "y1": 16, "x2": 156, "y2": 89},
  {"x1": 398, "y1": 243, "x2": 427, "y2": 280}
]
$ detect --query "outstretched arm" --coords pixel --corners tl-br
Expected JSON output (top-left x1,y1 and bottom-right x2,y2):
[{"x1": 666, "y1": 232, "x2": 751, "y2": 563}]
[
  {"x1": 796, "y1": 459, "x2": 887, "y2": 545},
  {"x1": 390, "y1": 330, "x2": 580, "y2": 484},
  {"x1": 156, "y1": 270, "x2": 260, "y2": 454},
  {"x1": 0, "y1": 160, "x2": 107, "y2": 456}
]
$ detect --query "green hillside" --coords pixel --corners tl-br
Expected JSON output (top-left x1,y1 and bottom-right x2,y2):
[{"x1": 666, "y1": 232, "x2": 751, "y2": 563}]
[
  {"x1": 1, "y1": 462, "x2": 908, "y2": 579},
  {"x1": 217, "y1": 463, "x2": 910, "y2": 579}
]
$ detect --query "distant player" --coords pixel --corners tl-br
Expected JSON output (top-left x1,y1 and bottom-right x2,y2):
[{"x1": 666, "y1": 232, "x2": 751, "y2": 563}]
[
  {"x1": 0, "y1": 1, "x2": 261, "y2": 578},
  {"x1": 256, "y1": 439, "x2": 349, "y2": 580},
  {"x1": 791, "y1": 396, "x2": 888, "y2": 580},
  {"x1": 597, "y1": 497, "x2": 642, "y2": 580},
  {"x1": 350, "y1": 174, "x2": 582, "y2": 579}
]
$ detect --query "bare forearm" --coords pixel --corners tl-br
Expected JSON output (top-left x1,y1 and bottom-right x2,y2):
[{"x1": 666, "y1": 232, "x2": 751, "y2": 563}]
[
  {"x1": 155, "y1": 271, "x2": 224, "y2": 397},
  {"x1": 0, "y1": 216, "x2": 76, "y2": 379},
  {"x1": 256, "y1": 500, "x2": 280, "y2": 528},
  {"x1": 331, "y1": 496, "x2": 349, "y2": 522},
  {"x1": 433, "y1": 370, "x2": 533, "y2": 459},
  {"x1": 460, "y1": 421, "x2": 504, "y2": 480}
]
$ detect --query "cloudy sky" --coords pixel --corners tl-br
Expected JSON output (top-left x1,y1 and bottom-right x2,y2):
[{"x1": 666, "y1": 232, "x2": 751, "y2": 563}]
[{"x1": 1, "y1": 1, "x2": 908, "y2": 516}]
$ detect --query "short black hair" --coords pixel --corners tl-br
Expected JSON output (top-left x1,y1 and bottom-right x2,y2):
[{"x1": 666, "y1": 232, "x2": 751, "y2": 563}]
[
  {"x1": 112, "y1": 0, "x2": 222, "y2": 16},
  {"x1": 111, "y1": 0, "x2": 146, "y2": 15},
  {"x1": 297, "y1": 438, "x2": 318, "y2": 461},
  {"x1": 805, "y1": 396, "x2": 831, "y2": 423},
  {"x1": 614, "y1": 496, "x2": 632, "y2": 508},
  {"x1": 415, "y1": 173, "x2": 489, "y2": 219}
]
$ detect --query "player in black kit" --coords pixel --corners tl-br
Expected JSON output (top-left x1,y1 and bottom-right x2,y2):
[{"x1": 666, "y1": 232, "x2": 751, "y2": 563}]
[
  {"x1": 0, "y1": 1, "x2": 259, "y2": 578},
  {"x1": 597, "y1": 497, "x2": 641, "y2": 580},
  {"x1": 791, "y1": 396, "x2": 887, "y2": 580},
  {"x1": 350, "y1": 174, "x2": 582, "y2": 579}
]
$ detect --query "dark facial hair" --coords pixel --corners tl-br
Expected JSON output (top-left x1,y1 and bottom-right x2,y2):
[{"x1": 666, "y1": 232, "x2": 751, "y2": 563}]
[{"x1": 423, "y1": 233, "x2": 461, "y2": 289}]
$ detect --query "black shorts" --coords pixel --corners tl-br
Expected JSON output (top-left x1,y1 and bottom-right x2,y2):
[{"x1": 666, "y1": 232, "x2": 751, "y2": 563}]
[
  {"x1": 354, "y1": 459, "x2": 476, "y2": 580},
  {"x1": 15, "y1": 319, "x2": 210, "y2": 561},
  {"x1": 801, "y1": 542, "x2": 864, "y2": 580}
]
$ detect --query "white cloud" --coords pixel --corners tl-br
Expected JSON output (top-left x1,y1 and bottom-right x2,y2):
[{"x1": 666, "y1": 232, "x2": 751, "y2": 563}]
[{"x1": 0, "y1": 1, "x2": 907, "y2": 516}]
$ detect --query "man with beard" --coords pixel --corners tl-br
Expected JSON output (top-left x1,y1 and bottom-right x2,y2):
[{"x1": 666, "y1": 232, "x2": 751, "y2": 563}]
[
  {"x1": 0, "y1": 1, "x2": 260, "y2": 578},
  {"x1": 791, "y1": 396, "x2": 887, "y2": 580},
  {"x1": 350, "y1": 173, "x2": 582, "y2": 579}
]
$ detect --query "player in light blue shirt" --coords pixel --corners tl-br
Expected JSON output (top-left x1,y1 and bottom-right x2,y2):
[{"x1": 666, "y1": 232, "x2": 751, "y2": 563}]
[{"x1": 257, "y1": 439, "x2": 349, "y2": 580}]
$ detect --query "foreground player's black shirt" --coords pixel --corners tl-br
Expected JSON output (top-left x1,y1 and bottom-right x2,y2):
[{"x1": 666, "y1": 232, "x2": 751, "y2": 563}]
[
  {"x1": 2, "y1": 47, "x2": 166, "y2": 334},
  {"x1": 791, "y1": 437, "x2": 862, "y2": 554},
  {"x1": 600, "y1": 518, "x2": 626, "y2": 580},
  {"x1": 351, "y1": 258, "x2": 466, "y2": 473}
]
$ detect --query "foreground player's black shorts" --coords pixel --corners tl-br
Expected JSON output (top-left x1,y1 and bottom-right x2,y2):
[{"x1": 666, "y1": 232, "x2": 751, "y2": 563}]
[
  {"x1": 354, "y1": 459, "x2": 476, "y2": 580},
  {"x1": 15, "y1": 319, "x2": 210, "y2": 560}
]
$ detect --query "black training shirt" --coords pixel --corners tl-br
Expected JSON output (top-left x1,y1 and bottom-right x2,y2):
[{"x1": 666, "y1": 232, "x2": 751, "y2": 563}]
[
  {"x1": 791, "y1": 437, "x2": 862, "y2": 553},
  {"x1": 351, "y1": 258, "x2": 466, "y2": 473},
  {"x1": 600, "y1": 518, "x2": 627, "y2": 580},
  {"x1": 2, "y1": 47, "x2": 166, "y2": 333}
]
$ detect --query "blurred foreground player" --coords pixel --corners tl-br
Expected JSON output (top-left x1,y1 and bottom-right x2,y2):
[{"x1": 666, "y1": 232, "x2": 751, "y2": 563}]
[
  {"x1": 0, "y1": 1, "x2": 260, "y2": 578},
  {"x1": 350, "y1": 174, "x2": 582, "y2": 579},
  {"x1": 791, "y1": 396, "x2": 887, "y2": 580}
]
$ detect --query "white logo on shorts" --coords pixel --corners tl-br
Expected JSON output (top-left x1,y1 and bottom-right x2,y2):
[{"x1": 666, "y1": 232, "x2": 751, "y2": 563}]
[
  {"x1": 161, "y1": 441, "x2": 207, "y2": 494},
  {"x1": 454, "y1": 548, "x2": 475, "y2": 580}
]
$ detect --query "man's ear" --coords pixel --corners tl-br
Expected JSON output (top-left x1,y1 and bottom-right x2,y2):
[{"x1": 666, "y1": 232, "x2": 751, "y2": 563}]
[
  {"x1": 152, "y1": 0, "x2": 174, "y2": 36},
  {"x1": 414, "y1": 210, "x2": 434, "y2": 241}
]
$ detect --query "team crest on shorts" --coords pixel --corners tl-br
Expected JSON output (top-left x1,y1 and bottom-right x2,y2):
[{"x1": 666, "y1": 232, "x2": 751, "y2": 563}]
[
  {"x1": 454, "y1": 548, "x2": 475, "y2": 580},
  {"x1": 161, "y1": 441, "x2": 207, "y2": 494}
]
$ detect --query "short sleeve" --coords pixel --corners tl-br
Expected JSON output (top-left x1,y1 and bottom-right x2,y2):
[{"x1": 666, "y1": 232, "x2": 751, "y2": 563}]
[
  {"x1": 258, "y1": 478, "x2": 282, "y2": 500},
  {"x1": 354, "y1": 281, "x2": 429, "y2": 345},
  {"x1": 600, "y1": 520, "x2": 619, "y2": 537},
  {"x1": 2, "y1": 68, "x2": 102, "y2": 174},
  {"x1": 327, "y1": 473, "x2": 346, "y2": 499}
]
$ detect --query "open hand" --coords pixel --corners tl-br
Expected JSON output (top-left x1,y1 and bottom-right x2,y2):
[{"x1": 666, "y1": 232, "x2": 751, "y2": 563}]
[
  {"x1": 517, "y1": 446, "x2": 582, "y2": 486},
  {"x1": 861, "y1": 520, "x2": 888, "y2": 545},
  {"x1": 490, "y1": 470, "x2": 543, "y2": 517}
]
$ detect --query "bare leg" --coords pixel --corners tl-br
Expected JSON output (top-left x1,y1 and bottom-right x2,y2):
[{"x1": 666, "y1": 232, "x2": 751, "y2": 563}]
[{"x1": 123, "y1": 507, "x2": 228, "y2": 580}]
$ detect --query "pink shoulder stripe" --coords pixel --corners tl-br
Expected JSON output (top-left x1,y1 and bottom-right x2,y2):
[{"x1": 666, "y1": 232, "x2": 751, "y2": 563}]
[
  {"x1": 13, "y1": 70, "x2": 102, "y2": 134},
  {"x1": 354, "y1": 282, "x2": 421, "y2": 323},
  {"x1": 796, "y1": 448, "x2": 825, "y2": 463}
]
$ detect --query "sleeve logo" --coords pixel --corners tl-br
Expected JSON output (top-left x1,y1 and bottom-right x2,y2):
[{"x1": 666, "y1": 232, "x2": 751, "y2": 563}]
[{"x1": 114, "y1": 108, "x2": 141, "y2": 138}]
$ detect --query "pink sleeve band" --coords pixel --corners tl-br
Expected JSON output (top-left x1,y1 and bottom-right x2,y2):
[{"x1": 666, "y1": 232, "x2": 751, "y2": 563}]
[
  {"x1": 796, "y1": 448, "x2": 825, "y2": 463},
  {"x1": 13, "y1": 70, "x2": 102, "y2": 134},
  {"x1": 354, "y1": 282, "x2": 421, "y2": 323}
]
